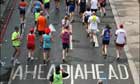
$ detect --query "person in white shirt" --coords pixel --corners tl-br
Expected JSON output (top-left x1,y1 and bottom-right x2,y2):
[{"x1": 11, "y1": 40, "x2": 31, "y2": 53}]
[
  {"x1": 82, "y1": 7, "x2": 92, "y2": 37},
  {"x1": 88, "y1": 11, "x2": 100, "y2": 47},
  {"x1": 115, "y1": 24, "x2": 127, "y2": 60},
  {"x1": 62, "y1": 15, "x2": 71, "y2": 29},
  {"x1": 90, "y1": 0, "x2": 98, "y2": 13}
]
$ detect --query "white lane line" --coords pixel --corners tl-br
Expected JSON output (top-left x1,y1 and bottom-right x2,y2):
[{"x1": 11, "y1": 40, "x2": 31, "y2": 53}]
[
  {"x1": 8, "y1": 0, "x2": 33, "y2": 84},
  {"x1": 69, "y1": 24, "x2": 73, "y2": 50},
  {"x1": 109, "y1": 0, "x2": 139, "y2": 84},
  {"x1": 71, "y1": 65, "x2": 74, "y2": 84},
  {"x1": 94, "y1": 35, "x2": 99, "y2": 47}
]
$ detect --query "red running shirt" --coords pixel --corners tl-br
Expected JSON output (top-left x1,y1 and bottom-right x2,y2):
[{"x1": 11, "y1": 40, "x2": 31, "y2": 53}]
[{"x1": 27, "y1": 34, "x2": 35, "y2": 44}]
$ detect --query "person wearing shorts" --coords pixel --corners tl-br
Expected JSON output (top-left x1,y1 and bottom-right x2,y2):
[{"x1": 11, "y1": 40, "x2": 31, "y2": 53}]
[
  {"x1": 82, "y1": 8, "x2": 92, "y2": 37},
  {"x1": 68, "y1": 0, "x2": 75, "y2": 22},
  {"x1": 90, "y1": 0, "x2": 98, "y2": 13},
  {"x1": 115, "y1": 24, "x2": 127, "y2": 60},
  {"x1": 44, "y1": 0, "x2": 50, "y2": 17},
  {"x1": 37, "y1": 11, "x2": 47, "y2": 35},
  {"x1": 79, "y1": 0, "x2": 86, "y2": 17},
  {"x1": 60, "y1": 26, "x2": 70, "y2": 62},
  {"x1": 27, "y1": 28, "x2": 35, "y2": 61},
  {"x1": 19, "y1": 0, "x2": 28, "y2": 23},
  {"x1": 101, "y1": 24, "x2": 111, "y2": 57},
  {"x1": 11, "y1": 27, "x2": 21, "y2": 65},
  {"x1": 98, "y1": 0, "x2": 106, "y2": 16},
  {"x1": 32, "y1": 0, "x2": 43, "y2": 14},
  {"x1": 42, "y1": 28, "x2": 52, "y2": 64},
  {"x1": 37, "y1": 11, "x2": 47, "y2": 47},
  {"x1": 88, "y1": 11, "x2": 100, "y2": 47}
]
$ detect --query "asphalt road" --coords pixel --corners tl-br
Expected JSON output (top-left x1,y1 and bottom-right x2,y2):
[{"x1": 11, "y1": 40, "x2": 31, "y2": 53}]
[{"x1": 0, "y1": 0, "x2": 135, "y2": 84}]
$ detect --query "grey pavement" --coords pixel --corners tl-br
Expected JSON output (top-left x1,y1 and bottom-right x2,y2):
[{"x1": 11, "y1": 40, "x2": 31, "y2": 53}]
[{"x1": 0, "y1": 0, "x2": 139, "y2": 84}]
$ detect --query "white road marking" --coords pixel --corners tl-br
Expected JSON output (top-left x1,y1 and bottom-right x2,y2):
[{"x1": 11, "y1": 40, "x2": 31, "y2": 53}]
[
  {"x1": 94, "y1": 35, "x2": 99, "y2": 47},
  {"x1": 118, "y1": 64, "x2": 129, "y2": 79},
  {"x1": 109, "y1": 0, "x2": 139, "y2": 83},
  {"x1": 71, "y1": 65, "x2": 74, "y2": 84},
  {"x1": 69, "y1": 24, "x2": 73, "y2": 50},
  {"x1": 108, "y1": 64, "x2": 119, "y2": 79}
]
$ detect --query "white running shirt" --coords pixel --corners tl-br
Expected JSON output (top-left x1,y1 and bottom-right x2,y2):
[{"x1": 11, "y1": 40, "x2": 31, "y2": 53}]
[
  {"x1": 90, "y1": 0, "x2": 98, "y2": 9},
  {"x1": 115, "y1": 29, "x2": 126, "y2": 44},
  {"x1": 88, "y1": 15, "x2": 100, "y2": 30}
]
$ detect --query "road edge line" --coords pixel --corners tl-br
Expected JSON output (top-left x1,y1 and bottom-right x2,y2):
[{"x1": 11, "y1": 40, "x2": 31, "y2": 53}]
[{"x1": 108, "y1": 0, "x2": 139, "y2": 84}]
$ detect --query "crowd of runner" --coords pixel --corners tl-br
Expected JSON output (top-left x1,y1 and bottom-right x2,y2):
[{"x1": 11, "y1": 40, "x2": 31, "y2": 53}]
[{"x1": 10, "y1": 0, "x2": 127, "y2": 84}]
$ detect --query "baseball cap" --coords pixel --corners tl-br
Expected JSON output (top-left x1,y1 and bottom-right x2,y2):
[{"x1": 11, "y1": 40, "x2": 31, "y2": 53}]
[
  {"x1": 29, "y1": 28, "x2": 34, "y2": 33},
  {"x1": 119, "y1": 24, "x2": 124, "y2": 28},
  {"x1": 45, "y1": 28, "x2": 50, "y2": 34}
]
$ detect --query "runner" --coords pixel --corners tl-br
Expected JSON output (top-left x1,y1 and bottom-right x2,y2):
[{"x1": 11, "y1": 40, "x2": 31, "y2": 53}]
[
  {"x1": 68, "y1": 0, "x2": 76, "y2": 22},
  {"x1": 61, "y1": 15, "x2": 71, "y2": 29},
  {"x1": 18, "y1": 0, "x2": 28, "y2": 24},
  {"x1": 49, "y1": 65, "x2": 68, "y2": 84},
  {"x1": 32, "y1": 0, "x2": 43, "y2": 14},
  {"x1": 79, "y1": 0, "x2": 86, "y2": 17},
  {"x1": 65, "y1": 0, "x2": 69, "y2": 13},
  {"x1": 60, "y1": 26, "x2": 71, "y2": 62},
  {"x1": 43, "y1": 0, "x2": 50, "y2": 18},
  {"x1": 90, "y1": 0, "x2": 98, "y2": 13},
  {"x1": 27, "y1": 28, "x2": 35, "y2": 62},
  {"x1": 54, "y1": 0, "x2": 60, "y2": 9},
  {"x1": 34, "y1": 9, "x2": 40, "y2": 25},
  {"x1": 115, "y1": 24, "x2": 127, "y2": 60},
  {"x1": 42, "y1": 28, "x2": 52, "y2": 64},
  {"x1": 82, "y1": 7, "x2": 92, "y2": 37},
  {"x1": 88, "y1": 11, "x2": 100, "y2": 47},
  {"x1": 11, "y1": 27, "x2": 21, "y2": 65},
  {"x1": 101, "y1": 24, "x2": 111, "y2": 58},
  {"x1": 37, "y1": 11, "x2": 47, "y2": 47},
  {"x1": 98, "y1": 0, "x2": 106, "y2": 16}
]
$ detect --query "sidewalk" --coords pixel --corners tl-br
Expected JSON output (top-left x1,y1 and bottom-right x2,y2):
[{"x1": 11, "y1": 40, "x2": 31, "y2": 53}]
[{"x1": 109, "y1": 0, "x2": 140, "y2": 77}]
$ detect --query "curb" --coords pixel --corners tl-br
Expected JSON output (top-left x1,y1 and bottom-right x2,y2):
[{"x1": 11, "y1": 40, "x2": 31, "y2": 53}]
[{"x1": 108, "y1": 0, "x2": 139, "y2": 84}]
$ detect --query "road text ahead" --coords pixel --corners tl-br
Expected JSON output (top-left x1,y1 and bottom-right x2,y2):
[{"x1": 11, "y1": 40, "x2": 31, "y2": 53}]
[{"x1": 12, "y1": 64, "x2": 129, "y2": 80}]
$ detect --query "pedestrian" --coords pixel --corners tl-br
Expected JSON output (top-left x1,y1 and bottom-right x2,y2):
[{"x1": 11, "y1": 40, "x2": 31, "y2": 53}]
[
  {"x1": 101, "y1": 24, "x2": 111, "y2": 58},
  {"x1": 27, "y1": 28, "x2": 35, "y2": 62},
  {"x1": 61, "y1": 15, "x2": 71, "y2": 29},
  {"x1": 32, "y1": 0, "x2": 43, "y2": 14},
  {"x1": 34, "y1": 9, "x2": 40, "y2": 26},
  {"x1": 88, "y1": 11, "x2": 100, "y2": 47},
  {"x1": 11, "y1": 27, "x2": 21, "y2": 65},
  {"x1": 79, "y1": 0, "x2": 86, "y2": 17},
  {"x1": 37, "y1": 11, "x2": 47, "y2": 47},
  {"x1": 49, "y1": 65, "x2": 69, "y2": 84},
  {"x1": 90, "y1": 0, "x2": 98, "y2": 13},
  {"x1": 43, "y1": 0, "x2": 50, "y2": 18},
  {"x1": 98, "y1": 0, "x2": 106, "y2": 16},
  {"x1": 18, "y1": 0, "x2": 28, "y2": 24},
  {"x1": 60, "y1": 26, "x2": 71, "y2": 62},
  {"x1": 115, "y1": 24, "x2": 127, "y2": 60},
  {"x1": 82, "y1": 7, "x2": 92, "y2": 37},
  {"x1": 42, "y1": 28, "x2": 52, "y2": 64},
  {"x1": 68, "y1": 0, "x2": 76, "y2": 22}
]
